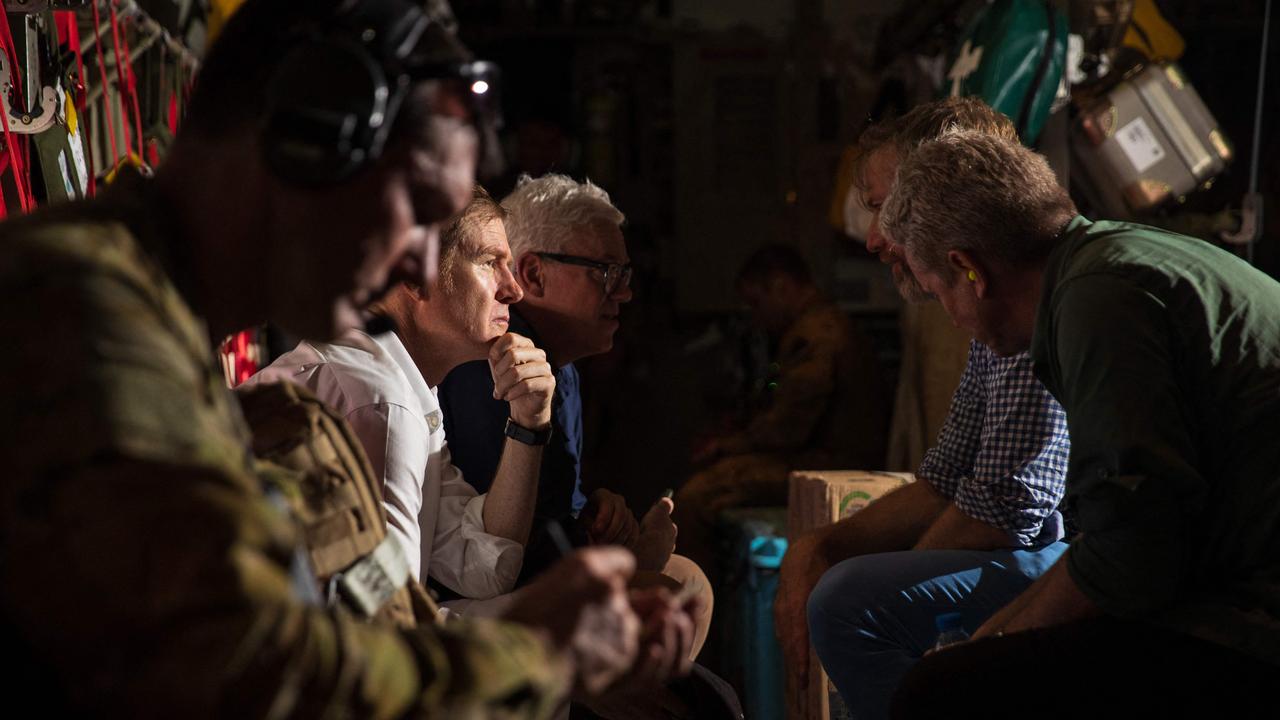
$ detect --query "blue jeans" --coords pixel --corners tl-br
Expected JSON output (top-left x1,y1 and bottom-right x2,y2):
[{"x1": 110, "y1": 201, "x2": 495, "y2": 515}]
[{"x1": 807, "y1": 542, "x2": 1068, "y2": 720}]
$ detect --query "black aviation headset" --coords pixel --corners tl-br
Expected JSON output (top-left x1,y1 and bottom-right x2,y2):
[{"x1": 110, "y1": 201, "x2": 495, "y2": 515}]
[{"x1": 261, "y1": 0, "x2": 503, "y2": 186}]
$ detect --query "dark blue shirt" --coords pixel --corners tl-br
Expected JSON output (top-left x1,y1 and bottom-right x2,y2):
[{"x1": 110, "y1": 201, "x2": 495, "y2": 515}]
[{"x1": 438, "y1": 309, "x2": 589, "y2": 585}]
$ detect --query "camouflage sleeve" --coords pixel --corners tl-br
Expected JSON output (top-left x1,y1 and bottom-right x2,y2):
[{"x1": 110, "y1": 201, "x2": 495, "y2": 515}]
[
  {"x1": 2, "y1": 457, "x2": 569, "y2": 720},
  {"x1": 739, "y1": 314, "x2": 842, "y2": 454}
]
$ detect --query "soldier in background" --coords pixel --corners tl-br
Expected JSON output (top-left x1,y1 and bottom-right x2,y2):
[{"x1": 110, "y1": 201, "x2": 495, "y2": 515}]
[
  {"x1": 0, "y1": 1, "x2": 693, "y2": 717},
  {"x1": 674, "y1": 244, "x2": 890, "y2": 581}
]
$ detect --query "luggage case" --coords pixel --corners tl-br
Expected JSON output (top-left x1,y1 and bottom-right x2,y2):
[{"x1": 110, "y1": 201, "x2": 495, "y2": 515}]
[{"x1": 1071, "y1": 61, "x2": 1231, "y2": 217}]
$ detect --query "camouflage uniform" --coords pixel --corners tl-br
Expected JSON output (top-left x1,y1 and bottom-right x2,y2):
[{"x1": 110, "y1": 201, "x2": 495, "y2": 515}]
[
  {"x1": 675, "y1": 298, "x2": 888, "y2": 574},
  {"x1": 0, "y1": 175, "x2": 569, "y2": 718}
]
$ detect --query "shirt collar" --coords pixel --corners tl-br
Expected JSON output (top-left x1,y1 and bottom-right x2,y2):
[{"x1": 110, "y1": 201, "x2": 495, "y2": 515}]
[
  {"x1": 364, "y1": 328, "x2": 437, "y2": 410},
  {"x1": 1040, "y1": 215, "x2": 1092, "y2": 296},
  {"x1": 1031, "y1": 214, "x2": 1092, "y2": 391}
]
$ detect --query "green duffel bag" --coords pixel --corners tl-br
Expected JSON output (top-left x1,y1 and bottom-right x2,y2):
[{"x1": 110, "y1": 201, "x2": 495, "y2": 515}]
[{"x1": 943, "y1": 0, "x2": 1069, "y2": 145}]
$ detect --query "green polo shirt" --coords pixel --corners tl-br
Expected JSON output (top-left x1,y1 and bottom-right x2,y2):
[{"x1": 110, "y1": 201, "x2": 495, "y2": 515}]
[{"x1": 1032, "y1": 216, "x2": 1280, "y2": 663}]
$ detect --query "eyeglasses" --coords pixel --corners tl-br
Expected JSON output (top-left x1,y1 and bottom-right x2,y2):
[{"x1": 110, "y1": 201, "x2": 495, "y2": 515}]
[{"x1": 537, "y1": 252, "x2": 633, "y2": 295}]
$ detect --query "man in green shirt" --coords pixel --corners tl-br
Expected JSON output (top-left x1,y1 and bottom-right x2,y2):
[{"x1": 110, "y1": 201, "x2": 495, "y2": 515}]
[
  {"x1": 879, "y1": 129, "x2": 1280, "y2": 714},
  {"x1": 0, "y1": 1, "x2": 694, "y2": 717}
]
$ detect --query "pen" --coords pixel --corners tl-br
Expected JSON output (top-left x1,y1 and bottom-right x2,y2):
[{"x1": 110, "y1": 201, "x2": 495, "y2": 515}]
[{"x1": 545, "y1": 519, "x2": 575, "y2": 557}]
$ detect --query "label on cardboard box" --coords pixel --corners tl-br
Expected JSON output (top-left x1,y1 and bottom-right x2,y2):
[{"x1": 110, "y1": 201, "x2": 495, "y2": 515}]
[{"x1": 787, "y1": 470, "x2": 914, "y2": 538}]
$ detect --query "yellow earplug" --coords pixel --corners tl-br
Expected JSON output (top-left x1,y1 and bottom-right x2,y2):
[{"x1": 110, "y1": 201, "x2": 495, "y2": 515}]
[{"x1": 967, "y1": 270, "x2": 978, "y2": 282}]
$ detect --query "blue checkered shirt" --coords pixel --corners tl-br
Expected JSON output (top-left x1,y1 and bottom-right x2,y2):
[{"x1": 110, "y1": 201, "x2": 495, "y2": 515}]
[{"x1": 917, "y1": 341, "x2": 1070, "y2": 547}]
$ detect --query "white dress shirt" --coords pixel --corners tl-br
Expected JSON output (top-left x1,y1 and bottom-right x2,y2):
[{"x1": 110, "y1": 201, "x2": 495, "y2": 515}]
[{"x1": 245, "y1": 329, "x2": 522, "y2": 599}]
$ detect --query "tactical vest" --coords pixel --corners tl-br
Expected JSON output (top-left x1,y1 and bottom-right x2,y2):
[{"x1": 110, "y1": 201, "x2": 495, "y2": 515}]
[{"x1": 236, "y1": 381, "x2": 440, "y2": 627}]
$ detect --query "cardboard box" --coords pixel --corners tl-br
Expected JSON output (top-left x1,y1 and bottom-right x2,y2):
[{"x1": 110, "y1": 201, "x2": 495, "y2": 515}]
[
  {"x1": 785, "y1": 469, "x2": 915, "y2": 720},
  {"x1": 787, "y1": 470, "x2": 914, "y2": 538}
]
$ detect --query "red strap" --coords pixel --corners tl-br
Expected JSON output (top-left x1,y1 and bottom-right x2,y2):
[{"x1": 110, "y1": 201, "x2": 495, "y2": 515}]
[
  {"x1": 0, "y1": 11, "x2": 33, "y2": 212},
  {"x1": 116, "y1": 10, "x2": 144, "y2": 155},
  {"x1": 91, "y1": 2, "x2": 120, "y2": 165},
  {"x1": 0, "y1": 108, "x2": 32, "y2": 214},
  {"x1": 106, "y1": 0, "x2": 144, "y2": 157},
  {"x1": 107, "y1": 3, "x2": 136, "y2": 156},
  {"x1": 0, "y1": 150, "x2": 9, "y2": 219},
  {"x1": 0, "y1": 11, "x2": 26, "y2": 108},
  {"x1": 57, "y1": 11, "x2": 87, "y2": 108}
]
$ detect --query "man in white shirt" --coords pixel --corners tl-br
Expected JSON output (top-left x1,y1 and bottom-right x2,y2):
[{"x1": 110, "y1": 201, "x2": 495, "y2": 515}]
[{"x1": 248, "y1": 186, "x2": 553, "y2": 602}]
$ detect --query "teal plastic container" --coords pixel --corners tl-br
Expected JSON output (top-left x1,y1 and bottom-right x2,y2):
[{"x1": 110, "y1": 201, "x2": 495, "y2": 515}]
[{"x1": 739, "y1": 524, "x2": 787, "y2": 720}]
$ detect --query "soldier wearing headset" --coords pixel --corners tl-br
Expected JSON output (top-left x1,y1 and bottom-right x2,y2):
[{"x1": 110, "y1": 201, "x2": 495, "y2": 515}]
[{"x1": 0, "y1": 1, "x2": 695, "y2": 717}]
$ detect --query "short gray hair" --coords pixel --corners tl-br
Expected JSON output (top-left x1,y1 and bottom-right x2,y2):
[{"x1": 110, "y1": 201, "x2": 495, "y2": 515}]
[
  {"x1": 501, "y1": 173, "x2": 625, "y2": 257},
  {"x1": 882, "y1": 130, "x2": 1076, "y2": 281}
]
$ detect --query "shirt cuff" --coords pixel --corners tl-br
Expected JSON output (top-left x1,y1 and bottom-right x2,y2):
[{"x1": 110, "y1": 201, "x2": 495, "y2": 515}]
[{"x1": 458, "y1": 494, "x2": 525, "y2": 594}]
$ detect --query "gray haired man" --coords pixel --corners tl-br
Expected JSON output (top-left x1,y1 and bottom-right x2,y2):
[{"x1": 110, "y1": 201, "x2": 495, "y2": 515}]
[
  {"x1": 439, "y1": 173, "x2": 714, "y2": 660},
  {"x1": 887, "y1": 129, "x2": 1280, "y2": 716}
]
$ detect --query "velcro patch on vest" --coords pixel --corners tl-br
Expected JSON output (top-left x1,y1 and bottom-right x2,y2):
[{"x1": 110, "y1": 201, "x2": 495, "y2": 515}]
[{"x1": 334, "y1": 535, "x2": 411, "y2": 617}]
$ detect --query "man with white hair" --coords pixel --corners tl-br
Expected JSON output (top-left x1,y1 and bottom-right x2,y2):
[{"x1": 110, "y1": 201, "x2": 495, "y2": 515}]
[
  {"x1": 0, "y1": 1, "x2": 688, "y2": 714},
  {"x1": 439, "y1": 173, "x2": 712, "y2": 652}
]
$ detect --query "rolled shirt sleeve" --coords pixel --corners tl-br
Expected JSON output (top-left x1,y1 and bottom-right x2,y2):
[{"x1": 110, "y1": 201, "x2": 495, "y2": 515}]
[
  {"x1": 429, "y1": 440, "x2": 523, "y2": 599},
  {"x1": 917, "y1": 342, "x2": 1070, "y2": 546}
]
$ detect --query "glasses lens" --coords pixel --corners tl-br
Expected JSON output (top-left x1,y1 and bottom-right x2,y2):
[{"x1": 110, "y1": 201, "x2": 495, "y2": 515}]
[{"x1": 605, "y1": 265, "x2": 632, "y2": 294}]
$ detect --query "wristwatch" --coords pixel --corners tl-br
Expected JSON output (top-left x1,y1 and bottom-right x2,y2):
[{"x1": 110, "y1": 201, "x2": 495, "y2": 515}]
[{"x1": 504, "y1": 417, "x2": 553, "y2": 446}]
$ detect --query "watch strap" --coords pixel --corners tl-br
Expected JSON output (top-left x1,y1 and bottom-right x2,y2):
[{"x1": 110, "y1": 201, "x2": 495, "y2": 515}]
[{"x1": 504, "y1": 417, "x2": 553, "y2": 446}]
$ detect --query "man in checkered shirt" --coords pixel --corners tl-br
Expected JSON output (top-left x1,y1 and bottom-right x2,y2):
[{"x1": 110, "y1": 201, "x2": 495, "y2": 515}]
[{"x1": 773, "y1": 98, "x2": 1071, "y2": 720}]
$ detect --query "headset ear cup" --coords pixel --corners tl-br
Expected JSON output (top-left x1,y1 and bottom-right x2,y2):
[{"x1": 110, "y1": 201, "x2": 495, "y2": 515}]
[{"x1": 262, "y1": 37, "x2": 391, "y2": 186}]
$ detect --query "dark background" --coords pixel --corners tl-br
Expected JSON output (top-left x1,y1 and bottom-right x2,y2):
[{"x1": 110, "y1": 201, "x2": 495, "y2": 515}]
[{"x1": 453, "y1": 0, "x2": 1280, "y2": 512}]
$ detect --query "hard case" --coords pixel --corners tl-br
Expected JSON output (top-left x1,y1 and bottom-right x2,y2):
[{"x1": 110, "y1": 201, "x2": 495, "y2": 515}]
[{"x1": 1071, "y1": 62, "x2": 1231, "y2": 217}]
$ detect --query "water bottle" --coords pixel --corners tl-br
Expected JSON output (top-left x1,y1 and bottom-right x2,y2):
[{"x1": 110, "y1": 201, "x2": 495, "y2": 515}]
[{"x1": 932, "y1": 612, "x2": 970, "y2": 651}]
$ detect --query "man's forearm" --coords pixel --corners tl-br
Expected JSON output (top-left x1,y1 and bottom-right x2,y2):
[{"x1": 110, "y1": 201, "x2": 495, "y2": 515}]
[
  {"x1": 819, "y1": 480, "x2": 949, "y2": 560},
  {"x1": 483, "y1": 438, "x2": 543, "y2": 545},
  {"x1": 913, "y1": 503, "x2": 1011, "y2": 551},
  {"x1": 974, "y1": 554, "x2": 1101, "y2": 638}
]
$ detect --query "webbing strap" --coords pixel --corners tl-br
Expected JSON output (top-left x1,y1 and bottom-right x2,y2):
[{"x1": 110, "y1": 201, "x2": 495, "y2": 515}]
[
  {"x1": 91, "y1": 2, "x2": 119, "y2": 164},
  {"x1": 114, "y1": 7, "x2": 144, "y2": 157},
  {"x1": 0, "y1": 150, "x2": 8, "y2": 218},
  {"x1": 0, "y1": 107, "x2": 30, "y2": 213},
  {"x1": 0, "y1": 12, "x2": 32, "y2": 212},
  {"x1": 107, "y1": 3, "x2": 137, "y2": 156}
]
